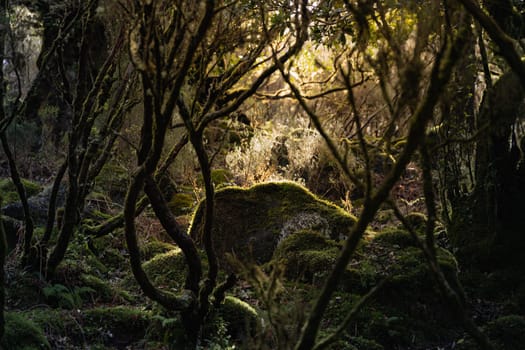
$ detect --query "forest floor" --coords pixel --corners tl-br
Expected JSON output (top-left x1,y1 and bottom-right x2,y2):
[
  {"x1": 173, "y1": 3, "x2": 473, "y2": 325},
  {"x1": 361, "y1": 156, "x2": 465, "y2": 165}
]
[{"x1": 1, "y1": 179, "x2": 525, "y2": 350}]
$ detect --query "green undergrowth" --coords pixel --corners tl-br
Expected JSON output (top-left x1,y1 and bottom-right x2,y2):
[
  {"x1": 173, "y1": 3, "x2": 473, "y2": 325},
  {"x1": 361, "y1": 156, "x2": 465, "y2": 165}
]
[
  {"x1": 168, "y1": 192, "x2": 195, "y2": 216},
  {"x1": 2, "y1": 311, "x2": 51, "y2": 350},
  {"x1": 140, "y1": 240, "x2": 178, "y2": 261},
  {"x1": 216, "y1": 295, "x2": 259, "y2": 341},
  {"x1": 273, "y1": 229, "x2": 341, "y2": 283},
  {"x1": 456, "y1": 315, "x2": 525, "y2": 350},
  {"x1": 3, "y1": 179, "x2": 520, "y2": 350},
  {"x1": 0, "y1": 177, "x2": 42, "y2": 204},
  {"x1": 140, "y1": 248, "x2": 187, "y2": 291},
  {"x1": 265, "y1": 225, "x2": 463, "y2": 349}
]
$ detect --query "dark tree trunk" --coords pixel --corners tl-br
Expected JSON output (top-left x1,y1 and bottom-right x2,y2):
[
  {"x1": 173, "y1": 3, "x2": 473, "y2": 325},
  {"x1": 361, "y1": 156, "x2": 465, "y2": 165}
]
[
  {"x1": 0, "y1": 211, "x2": 6, "y2": 341},
  {"x1": 449, "y1": 71, "x2": 525, "y2": 264}
]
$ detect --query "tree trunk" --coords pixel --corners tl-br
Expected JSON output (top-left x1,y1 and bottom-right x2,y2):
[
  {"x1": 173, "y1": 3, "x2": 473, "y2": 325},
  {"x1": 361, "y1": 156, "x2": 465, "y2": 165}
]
[
  {"x1": 449, "y1": 71, "x2": 525, "y2": 264},
  {"x1": 0, "y1": 210, "x2": 6, "y2": 341}
]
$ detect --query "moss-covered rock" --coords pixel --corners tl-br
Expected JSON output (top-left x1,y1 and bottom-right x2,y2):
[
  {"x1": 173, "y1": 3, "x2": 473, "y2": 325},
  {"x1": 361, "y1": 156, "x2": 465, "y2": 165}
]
[
  {"x1": 80, "y1": 273, "x2": 115, "y2": 302},
  {"x1": 387, "y1": 246, "x2": 458, "y2": 289},
  {"x1": 168, "y1": 193, "x2": 195, "y2": 216},
  {"x1": 371, "y1": 227, "x2": 419, "y2": 248},
  {"x1": 273, "y1": 229, "x2": 341, "y2": 282},
  {"x1": 2, "y1": 312, "x2": 51, "y2": 350},
  {"x1": 0, "y1": 177, "x2": 42, "y2": 204},
  {"x1": 141, "y1": 248, "x2": 188, "y2": 291},
  {"x1": 140, "y1": 240, "x2": 178, "y2": 261},
  {"x1": 299, "y1": 226, "x2": 462, "y2": 349},
  {"x1": 26, "y1": 308, "x2": 86, "y2": 348},
  {"x1": 83, "y1": 306, "x2": 153, "y2": 346},
  {"x1": 94, "y1": 162, "x2": 130, "y2": 202},
  {"x1": 217, "y1": 295, "x2": 259, "y2": 340},
  {"x1": 1, "y1": 182, "x2": 65, "y2": 224},
  {"x1": 403, "y1": 212, "x2": 428, "y2": 231},
  {"x1": 189, "y1": 181, "x2": 356, "y2": 266},
  {"x1": 90, "y1": 233, "x2": 129, "y2": 270}
]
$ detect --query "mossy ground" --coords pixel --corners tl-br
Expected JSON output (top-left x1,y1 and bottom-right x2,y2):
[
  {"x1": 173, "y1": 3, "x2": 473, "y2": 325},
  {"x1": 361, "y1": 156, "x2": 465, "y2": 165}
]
[{"x1": 2, "y1": 180, "x2": 522, "y2": 349}]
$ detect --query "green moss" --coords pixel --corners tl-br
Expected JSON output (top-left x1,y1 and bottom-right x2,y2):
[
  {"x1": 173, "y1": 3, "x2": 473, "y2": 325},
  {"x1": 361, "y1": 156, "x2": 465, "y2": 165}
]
[
  {"x1": 217, "y1": 296, "x2": 259, "y2": 340},
  {"x1": 273, "y1": 230, "x2": 341, "y2": 282},
  {"x1": 0, "y1": 177, "x2": 42, "y2": 204},
  {"x1": 375, "y1": 209, "x2": 394, "y2": 225},
  {"x1": 321, "y1": 292, "x2": 362, "y2": 326},
  {"x1": 140, "y1": 240, "x2": 178, "y2": 261},
  {"x1": 388, "y1": 247, "x2": 458, "y2": 289},
  {"x1": 54, "y1": 238, "x2": 107, "y2": 283},
  {"x1": 26, "y1": 308, "x2": 85, "y2": 347},
  {"x1": 80, "y1": 274, "x2": 115, "y2": 301},
  {"x1": 83, "y1": 306, "x2": 153, "y2": 345},
  {"x1": 347, "y1": 336, "x2": 384, "y2": 350},
  {"x1": 2, "y1": 312, "x2": 51, "y2": 350},
  {"x1": 6, "y1": 271, "x2": 45, "y2": 308},
  {"x1": 91, "y1": 233, "x2": 128, "y2": 270},
  {"x1": 94, "y1": 162, "x2": 129, "y2": 199},
  {"x1": 342, "y1": 260, "x2": 381, "y2": 292},
  {"x1": 371, "y1": 228, "x2": 418, "y2": 248},
  {"x1": 189, "y1": 181, "x2": 356, "y2": 266},
  {"x1": 211, "y1": 169, "x2": 232, "y2": 186},
  {"x1": 168, "y1": 193, "x2": 195, "y2": 216},
  {"x1": 404, "y1": 212, "x2": 427, "y2": 231},
  {"x1": 142, "y1": 249, "x2": 187, "y2": 291}
]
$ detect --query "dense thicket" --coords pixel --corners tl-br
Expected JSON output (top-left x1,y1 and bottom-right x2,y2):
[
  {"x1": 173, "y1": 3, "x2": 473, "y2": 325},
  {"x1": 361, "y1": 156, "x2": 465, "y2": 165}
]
[{"x1": 0, "y1": 1, "x2": 524, "y2": 349}]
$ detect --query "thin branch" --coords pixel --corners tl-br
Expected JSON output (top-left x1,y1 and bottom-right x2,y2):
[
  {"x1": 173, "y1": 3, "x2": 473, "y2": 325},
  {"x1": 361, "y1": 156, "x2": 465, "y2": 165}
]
[
  {"x1": 294, "y1": 15, "x2": 469, "y2": 350},
  {"x1": 313, "y1": 279, "x2": 386, "y2": 350}
]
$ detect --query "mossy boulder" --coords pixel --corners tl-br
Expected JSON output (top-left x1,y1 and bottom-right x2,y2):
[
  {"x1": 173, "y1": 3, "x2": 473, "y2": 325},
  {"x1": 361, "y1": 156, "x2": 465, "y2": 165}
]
[
  {"x1": 95, "y1": 162, "x2": 130, "y2": 202},
  {"x1": 2, "y1": 312, "x2": 51, "y2": 350},
  {"x1": 0, "y1": 177, "x2": 42, "y2": 204},
  {"x1": 403, "y1": 212, "x2": 428, "y2": 231},
  {"x1": 80, "y1": 273, "x2": 116, "y2": 302},
  {"x1": 168, "y1": 193, "x2": 195, "y2": 216},
  {"x1": 370, "y1": 227, "x2": 419, "y2": 248},
  {"x1": 342, "y1": 228, "x2": 460, "y2": 293},
  {"x1": 90, "y1": 233, "x2": 129, "y2": 270},
  {"x1": 25, "y1": 308, "x2": 85, "y2": 348},
  {"x1": 83, "y1": 306, "x2": 153, "y2": 346},
  {"x1": 272, "y1": 229, "x2": 341, "y2": 282},
  {"x1": 140, "y1": 240, "x2": 178, "y2": 261},
  {"x1": 189, "y1": 181, "x2": 356, "y2": 266},
  {"x1": 217, "y1": 295, "x2": 259, "y2": 340},
  {"x1": 141, "y1": 248, "x2": 188, "y2": 291},
  {"x1": 386, "y1": 246, "x2": 459, "y2": 293},
  {"x1": 2, "y1": 182, "x2": 65, "y2": 224}
]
